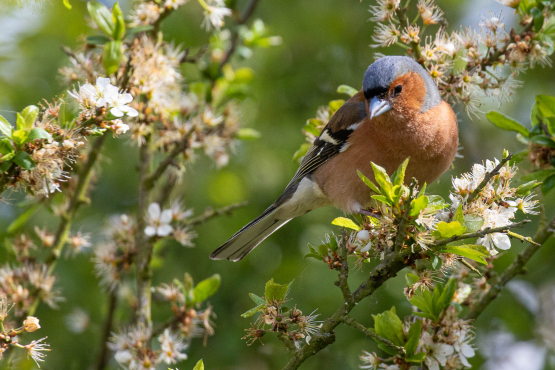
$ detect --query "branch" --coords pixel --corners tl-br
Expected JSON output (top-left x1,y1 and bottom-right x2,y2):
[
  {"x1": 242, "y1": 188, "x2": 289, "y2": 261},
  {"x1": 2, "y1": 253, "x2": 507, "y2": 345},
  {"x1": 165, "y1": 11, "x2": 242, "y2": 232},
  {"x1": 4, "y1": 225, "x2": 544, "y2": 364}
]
[
  {"x1": 395, "y1": 6, "x2": 422, "y2": 61},
  {"x1": 342, "y1": 317, "x2": 406, "y2": 356},
  {"x1": 96, "y1": 290, "x2": 118, "y2": 370},
  {"x1": 282, "y1": 247, "x2": 417, "y2": 370},
  {"x1": 219, "y1": 0, "x2": 260, "y2": 68},
  {"x1": 334, "y1": 230, "x2": 352, "y2": 302},
  {"x1": 143, "y1": 130, "x2": 194, "y2": 191},
  {"x1": 44, "y1": 133, "x2": 108, "y2": 267},
  {"x1": 186, "y1": 202, "x2": 248, "y2": 227},
  {"x1": 394, "y1": 179, "x2": 417, "y2": 253},
  {"x1": 431, "y1": 220, "x2": 530, "y2": 247},
  {"x1": 465, "y1": 214, "x2": 555, "y2": 320},
  {"x1": 277, "y1": 331, "x2": 298, "y2": 353},
  {"x1": 466, "y1": 153, "x2": 513, "y2": 204}
]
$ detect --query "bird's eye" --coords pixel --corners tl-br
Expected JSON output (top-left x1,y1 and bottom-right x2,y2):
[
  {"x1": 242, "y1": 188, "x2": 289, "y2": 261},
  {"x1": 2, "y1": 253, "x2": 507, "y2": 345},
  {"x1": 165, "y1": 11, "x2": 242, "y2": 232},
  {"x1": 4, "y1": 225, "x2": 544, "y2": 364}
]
[{"x1": 393, "y1": 85, "x2": 402, "y2": 96}]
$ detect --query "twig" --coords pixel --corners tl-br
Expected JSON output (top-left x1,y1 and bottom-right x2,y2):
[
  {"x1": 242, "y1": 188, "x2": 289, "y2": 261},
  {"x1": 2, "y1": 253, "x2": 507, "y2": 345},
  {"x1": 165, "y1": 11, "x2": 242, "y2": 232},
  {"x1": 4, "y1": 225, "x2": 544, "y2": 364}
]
[
  {"x1": 186, "y1": 202, "x2": 248, "y2": 227},
  {"x1": 431, "y1": 220, "x2": 530, "y2": 247},
  {"x1": 96, "y1": 290, "x2": 118, "y2": 370},
  {"x1": 136, "y1": 134, "x2": 153, "y2": 325},
  {"x1": 219, "y1": 0, "x2": 260, "y2": 68},
  {"x1": 277, "y1": 331, "x2": 298, "y2": 353},
  {"x1": 143, "y1": 130, "x2": 194, "y2": 191},
  {"x1": 395, "y1": 6, "x2": 422, "y2": 61},
  {"x1": 465, "y1": 214, "x2": 555, "y2": 320},
  {"x1": 507, "y1": 231, "x2": 541, "y2": 247},
  {"x1": 334, "y1": 230, "x2": 352, "y2": 302},
  {"x1": 342, "y1": 317, "x2": 406, "y2": 356},
  {"x1": 156, "y1": 175, "x2": 178, "y2": 207},
  {"x1": 44, "y1": 133, "x2": 108, "y2": 267},
  {"x1": 466, "y1": 153, "x2": 513, "y2": 204}
]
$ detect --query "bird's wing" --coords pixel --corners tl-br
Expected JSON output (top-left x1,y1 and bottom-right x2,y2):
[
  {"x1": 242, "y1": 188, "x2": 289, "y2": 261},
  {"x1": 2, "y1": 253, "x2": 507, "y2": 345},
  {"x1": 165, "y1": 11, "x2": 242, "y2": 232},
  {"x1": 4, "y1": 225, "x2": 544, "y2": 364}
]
[{"x1": 287, "y1": 91, "x2": 367, "y2": 187}]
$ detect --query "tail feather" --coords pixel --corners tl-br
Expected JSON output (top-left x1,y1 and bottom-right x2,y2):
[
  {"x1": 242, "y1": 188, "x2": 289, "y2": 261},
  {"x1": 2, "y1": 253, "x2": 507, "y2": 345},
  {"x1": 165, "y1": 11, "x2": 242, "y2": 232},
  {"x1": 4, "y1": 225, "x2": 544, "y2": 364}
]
[{"x1": 210, "y1": 207, "x2": 290, "y2": 261}]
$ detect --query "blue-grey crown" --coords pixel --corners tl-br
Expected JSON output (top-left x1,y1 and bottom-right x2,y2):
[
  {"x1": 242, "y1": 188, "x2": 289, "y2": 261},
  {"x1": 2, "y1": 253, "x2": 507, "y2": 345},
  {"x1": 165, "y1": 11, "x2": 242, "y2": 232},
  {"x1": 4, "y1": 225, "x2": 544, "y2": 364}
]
[{"x1": 362, "y1": 56, "x2": 441, "y2": 113}]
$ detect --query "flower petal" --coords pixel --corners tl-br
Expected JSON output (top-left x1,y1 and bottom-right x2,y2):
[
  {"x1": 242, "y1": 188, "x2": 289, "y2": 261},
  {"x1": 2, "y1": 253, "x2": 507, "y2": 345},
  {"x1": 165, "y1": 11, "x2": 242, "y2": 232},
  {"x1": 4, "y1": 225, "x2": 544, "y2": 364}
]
[
  {"x1": 145, "y1": 226, "x2": 156, "y2": 237},
  {"x1": 160, "y1": 209, "x2": 173, "y2": 224},
  {"x1": 157, "y1": 224, "x2": 173, "y2": 237},
  {"x1": 148, "y1": 203, "x2": 161, "y2": 219}
]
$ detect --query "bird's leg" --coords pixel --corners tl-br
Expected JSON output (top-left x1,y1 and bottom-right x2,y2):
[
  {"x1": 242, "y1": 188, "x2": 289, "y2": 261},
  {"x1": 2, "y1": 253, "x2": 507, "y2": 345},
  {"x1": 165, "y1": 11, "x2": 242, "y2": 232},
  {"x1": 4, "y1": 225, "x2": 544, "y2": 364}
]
[{"x1": 358, "y1": 209, "x2": 385, "y2": 222}]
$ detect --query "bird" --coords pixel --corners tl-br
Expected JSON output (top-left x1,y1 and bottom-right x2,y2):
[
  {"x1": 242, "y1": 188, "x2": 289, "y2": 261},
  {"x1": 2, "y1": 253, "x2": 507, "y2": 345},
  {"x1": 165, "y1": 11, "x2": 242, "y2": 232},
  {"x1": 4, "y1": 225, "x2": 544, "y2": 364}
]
[{"x1": 210, "y1": 56, "x2": 459, "y2": 261}]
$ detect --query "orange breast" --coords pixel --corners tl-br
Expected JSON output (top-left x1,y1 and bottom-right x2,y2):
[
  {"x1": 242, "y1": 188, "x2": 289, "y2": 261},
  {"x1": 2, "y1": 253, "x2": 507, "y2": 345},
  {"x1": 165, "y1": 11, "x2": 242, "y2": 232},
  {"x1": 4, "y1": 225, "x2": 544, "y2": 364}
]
[{"x1": 313, "y1": 101, "x2": 458, "y2": 213}]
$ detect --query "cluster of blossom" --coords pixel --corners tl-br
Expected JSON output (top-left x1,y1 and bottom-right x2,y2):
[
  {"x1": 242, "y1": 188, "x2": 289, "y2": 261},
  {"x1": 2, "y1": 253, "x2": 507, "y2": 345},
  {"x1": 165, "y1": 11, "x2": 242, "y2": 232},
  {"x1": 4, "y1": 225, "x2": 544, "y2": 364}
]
[
  {"x1": 449, "y1": 158, "x2": 537, "y2": 253},
  {"x1": 155, "y1": 281, "x2": 216, "y2": 342},
  {"x1": 360, "y1": 307, "x2": 476, "y2": 370},
  {"x1": 0, "y1": 301, "x2": 50, "y2": 367},
  {"x1": 144, "y1": 201, "x2": 196, "y2": 246},
  {"x1": 242, "y1": 299, "x2": 322, "y2": 349},
  {"x1": 0, "y1": 264, "x2": 62, "y2": 318},
  {"x1": 9, "y1": 228, "x2": 90, "y2": 263},
  {"x1": 129, "y1": 0, "x2": 232, "y2": 31},
  {"x1": 109, "y1": 325, "x2": 188, "y2": 369},
  {"x1": 369, "y1": 0, "x2": 555, "y2": 116}
]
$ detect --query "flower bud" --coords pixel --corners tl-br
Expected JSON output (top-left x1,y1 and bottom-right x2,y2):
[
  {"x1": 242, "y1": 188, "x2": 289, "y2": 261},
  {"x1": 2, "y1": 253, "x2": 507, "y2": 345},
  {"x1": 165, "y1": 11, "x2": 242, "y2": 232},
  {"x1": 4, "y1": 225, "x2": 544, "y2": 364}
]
[{"x1": 23, "y1": 316, "x2": 40, "y2": 332}]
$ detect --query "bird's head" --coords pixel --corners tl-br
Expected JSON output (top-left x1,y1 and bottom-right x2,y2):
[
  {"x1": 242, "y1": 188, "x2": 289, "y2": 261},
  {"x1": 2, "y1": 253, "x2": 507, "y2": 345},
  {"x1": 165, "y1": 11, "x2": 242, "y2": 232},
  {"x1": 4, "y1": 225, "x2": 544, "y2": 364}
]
[{"x1": 362, "y1": 56, "x2": 441, "y2": 120}]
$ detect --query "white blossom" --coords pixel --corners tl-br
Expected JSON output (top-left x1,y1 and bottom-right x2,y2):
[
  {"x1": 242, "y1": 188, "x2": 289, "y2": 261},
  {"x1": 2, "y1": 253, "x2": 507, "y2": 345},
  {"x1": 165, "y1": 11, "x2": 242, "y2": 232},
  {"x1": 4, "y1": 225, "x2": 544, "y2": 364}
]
[{"x1": 145, "y1": 203, "x2": 173, "y2": 237}]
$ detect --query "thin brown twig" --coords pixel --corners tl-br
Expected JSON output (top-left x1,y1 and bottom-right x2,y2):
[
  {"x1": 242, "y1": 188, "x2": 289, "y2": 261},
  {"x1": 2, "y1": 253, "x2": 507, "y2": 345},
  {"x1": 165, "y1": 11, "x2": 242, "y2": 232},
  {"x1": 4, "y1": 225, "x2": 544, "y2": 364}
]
[
  {"x1": 186, "y1": 202, "x2": 248, "y2": 227},
  {"x1": 431, "y1": 220, "x2": 530, "y2": 247},
  {"x1": 466, "y1": 153, "x2": 513, "y2": 204},
  {"x1": 96, "y1": 289, "x2": 118, "y2": 370},
  {"x1": 342, "y1": 317, "x2": 406, "y2": 356}
]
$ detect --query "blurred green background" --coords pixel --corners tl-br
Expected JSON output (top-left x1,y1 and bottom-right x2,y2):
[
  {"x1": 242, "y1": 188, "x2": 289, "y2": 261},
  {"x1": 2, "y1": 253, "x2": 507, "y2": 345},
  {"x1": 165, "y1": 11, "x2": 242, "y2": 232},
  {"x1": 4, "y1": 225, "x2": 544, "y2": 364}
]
[{"x1": 1, "y1": 0, "x2": 555, "y2": 369}]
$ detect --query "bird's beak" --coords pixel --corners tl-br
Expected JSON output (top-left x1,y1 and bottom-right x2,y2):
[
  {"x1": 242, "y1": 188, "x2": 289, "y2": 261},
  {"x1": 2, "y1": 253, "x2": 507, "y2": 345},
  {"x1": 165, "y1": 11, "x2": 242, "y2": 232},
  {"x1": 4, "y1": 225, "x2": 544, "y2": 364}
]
[{"x1": 369, "y1": 96, "x2": 391, "y2": 119}]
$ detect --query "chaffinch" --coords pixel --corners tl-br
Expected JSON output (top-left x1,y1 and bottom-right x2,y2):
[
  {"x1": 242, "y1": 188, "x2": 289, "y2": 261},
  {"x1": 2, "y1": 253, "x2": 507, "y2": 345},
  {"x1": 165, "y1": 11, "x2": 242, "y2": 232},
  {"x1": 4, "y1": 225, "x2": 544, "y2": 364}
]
[{"x1": 211, "y1": 56, "x2": 459, "y2": 261}]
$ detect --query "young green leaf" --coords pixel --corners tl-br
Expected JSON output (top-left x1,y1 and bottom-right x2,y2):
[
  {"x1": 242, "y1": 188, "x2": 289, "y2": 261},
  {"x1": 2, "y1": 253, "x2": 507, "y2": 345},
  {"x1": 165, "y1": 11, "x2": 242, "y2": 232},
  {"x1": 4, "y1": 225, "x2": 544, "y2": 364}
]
[
  {"x1": 0, "y1": 116, "x2": 13, "y2": 138},
  {"x1": 357, "y1": 169, "x2": 381, "y2": 194},
  {"x1": 27, "y1": 128, "x2": 52, "y2": 142},
  {"x1": 453, "y1": 203, "x2": 465, "y2": 225},
  {"x1": 103, "y1": 41, "x2": 124, "y2": 75},
  {"x1": 87, "y1": 35, "x2": 111, "y2": 46},
  {"x1": 63, "y1": 0, "x2": 72, "y2": 9},
  {"x1": 328, "y1": 99, "x2": 345, "y2": 112},
  {"x1": 331, "y1": 217, "x2": 360, "y2": 230},
  {"x1": 404, "y1": 320, "x2": 421, "y2": 356},
  {"x1": 13, "y1": 151, "x2": 35, "y2": 170},
  {"x1": 542, "y1": 174, "x2": 555, "y2": 194},
  {"x1": 439, "y1": 279, "x2": 457, "y2": 312},
  {"x1": 370, "y1": 162, "x2": 393, "y2": 197},
  {"x1": 6, "y1": 203, "x2": 41, "y2": 235},
  {"x1": 193, "y1": 274, "x2": 221, "y2": 304},
  {"x1": 438, "y1": 245, "x2": 489, "y2": 265},
  {"x1": 0, "y1": 139, "x2": 14, "y2": 155},
  {"x1": 241, "y1": 304, "x2": 265, "y2": 318},
  {"x1": 405, "y1": 352, "x2": 426, "y2": 363},
  {"x1": 486, "y1": 111, "x2": 530, "y2": 137},
  {"x1": 87, "y1": 1, "x2": 116, "y2": 37},
  {"x1": 264, "y1": 278, "x2": 293, "y2": 302},
  {"x1": 126, "y1": 25, "x2": 155, "y2": 37},
  {"x1": 249, "y1": 293, "x2": 265, "y2": 306},
  {"x1": 409, "y1": 195, "x2": 428, "y2": 217},
  {"x1": 391, "y1": 157, "x2": 410, "y2": 187},
  {"x1": 293, "y1": 143, "x2": 311, "y2": 163},
  {"x1": 236, "y1": 128, "x2": 261, "y2": 141},
  {"x1": 12, "y1": 130, "x2": 29, "y2": 146},
  {"x1": 372, "y1": 307, "x2": 405, "y2": 346},
  {"x1": 521, "y1": 169, "x2": 555, "y2": 182},
  {"x1": 515, "y1": 180, "x2": 542, "y2": 196},
  {"x1": 111, "y1": 2, "x2": 126, "y2": 40},
  {"x1": 20, "y1": 105, "x2": 39, "y2": 130},
  {"x1": 463, "y1": 214, "x2": 484, "y2": 233},
  {"x1": 193, "y1": 359, "x2": 205, "y2": 370},
  {"x1": 336, "y1": 85, "x2": 358, "y2": 97},
  {"x1": 433, "y1": 221, "x2": 466, "y2": 238}
]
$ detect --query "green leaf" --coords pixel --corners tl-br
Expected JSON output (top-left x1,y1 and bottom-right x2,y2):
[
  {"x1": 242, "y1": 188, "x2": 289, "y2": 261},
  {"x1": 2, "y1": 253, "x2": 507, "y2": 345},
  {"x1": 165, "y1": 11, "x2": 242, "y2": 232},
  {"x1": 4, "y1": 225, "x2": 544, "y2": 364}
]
[
  {"x1": 426, "y1": 195, "x2": 447, "y2": 211},
  {"x1": 530, "y1": 135, "x2": 555, "y2": 148},
  {"x1": 193, "y1": 274, "x2": 221, "y2": 304},
  {"x1": 516, "y1": 180, "x2": 542, "y2": 196},
  {"x1": 264, "y1": 278, "x2": 293, "y2": 302},
  {"x1": 486, "y1": 111, "x2": 530, "y2": 137},
  {"x1": 453, "y1": 203, "x2": 465, "y2": 225},
  {"x1": 370, "y1": 162, "x2": 393, "y2": 197},
  {"x1": 102, "y1": 41, "x2": 124, "y2": 75},
  {"x1": 463, "y1": 214, "x2": 484, "y2": 233},
  {"x1": 438, "y1": 245, "x2": 489, "y2": 265},
  {"x1": 328, "y1": 99, "x2": 345, "y2": 112},
  {"x1": 409, "y1": 195, "x2": 428, "y2": 217},
  {"x1": 0, "y1": 160, "x2": 12, "y2": 172},
  {"x1": 0, "y1": 115, "x2": 13, "y2": 137},
  {"x1": 87, "y1": 35, "x2": 111, "y2": 46},
  {"x1": 126, "y1": 25, "x2": 154, "y2": 37},
  {"x1": 112, "y1": 2, "x2": 126, "y2": 40},
  {"x1": 12, "y1": 130, "x2": 29, "y2": 146},
  {"x1": 27, "y1": 128, "x2": 52, "y2": 142},
  {"x1": 19, "y1": 105, "x2": 39, "y2": 130},
  {"x1": 0, "y1": 139, "x2": 14, "y2": 155},
  {"x1": 87, "y1": 1, "x2": 116, "y2": 37},
  {"x1": 331, "y1": 217, "x2": 360, "y2": 230},
  {"x1": 536, "y1": 94, "x2": 555, "y2": 118},
  {"x1": 405, "y1": 352, "x2": 426, "y2": 363},
  {"x1": 405, "y1": 272, "x2": 420, "y2": 285},
  {"x1": 522, "y1": 169, "x2": 555, "y2": 182},
  {"x1": 372, "y1": 307, "x2": 404, "y2": 346},
  {"x1": 236, "y1": 128, "x2": 261, "y2": 141},
  {"x1": 371, "y1": 195, "x2": 391, "y2": 205},
  {"x1": 377, "y1": 343, "x2": 398, "y2": 356},
  {"x1": 542, "y1": 174, "x2": 555, "y2": 194},
  {"x1": 336, "y1": 84, "x2": 358, "y2": 97},
  {"x1": 7, "y1": 203, "x2": 41, "y2": 235},
  {"x1": 241, "y1": 304, "x2": 265, "y2": 318},
  {"x1": 404, "y1": 320, "x2": 421, "y2": 356},
  {"x1": 433, "y1": 221, "x2": 466, "y2": 238},
  {"x1": 439, "y1": 279, "x2": 457, "y2": 311},
  {"x1": 13, "y1": 151, "x2": 35, "y2": 170},
  {"x1": 63, "y1": 0, "x2": 72, "y2": 9},
  {"x1": 358, "y1": 169, "x2": 381, "y2": 194},
  {"x1": 293, "y1": 143, "x2": 311, "y2": 163},
  {"x1": 391, "y1": 157, "x2": 410, "y2": 187},
  {"x1": 249, "y1": 293, "x2": 265, "y2": 306},
  {"x1": 193, "y1": 359, "x2": 204, "y2": 370}
]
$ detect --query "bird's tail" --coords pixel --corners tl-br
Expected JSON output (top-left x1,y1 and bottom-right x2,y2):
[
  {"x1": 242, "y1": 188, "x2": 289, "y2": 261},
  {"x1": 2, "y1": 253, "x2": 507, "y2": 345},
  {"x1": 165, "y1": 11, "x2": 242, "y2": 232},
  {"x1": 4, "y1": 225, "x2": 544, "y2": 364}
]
[{"x1": 210, "y1": 206, "x2": 291, "y2": 261}]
